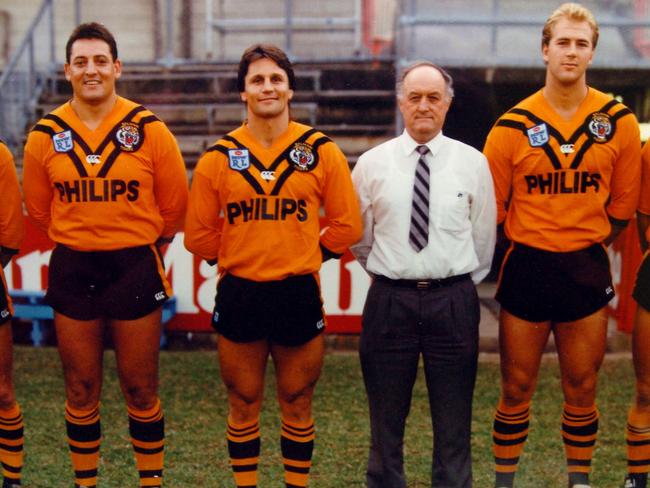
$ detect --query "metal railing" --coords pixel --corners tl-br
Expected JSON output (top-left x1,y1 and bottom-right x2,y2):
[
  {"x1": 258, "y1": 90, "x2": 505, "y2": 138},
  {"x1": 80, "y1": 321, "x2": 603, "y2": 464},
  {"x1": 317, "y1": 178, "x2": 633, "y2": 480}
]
[
  {"x1": 0, "y1": 0, "x2": 56, "y2": 154},
  {"x1": 205, "y1": 0, "x2": 364, "y2": 61},
  {"x1": 395, "y1": 0, "x2": 650, "y2": 69}
]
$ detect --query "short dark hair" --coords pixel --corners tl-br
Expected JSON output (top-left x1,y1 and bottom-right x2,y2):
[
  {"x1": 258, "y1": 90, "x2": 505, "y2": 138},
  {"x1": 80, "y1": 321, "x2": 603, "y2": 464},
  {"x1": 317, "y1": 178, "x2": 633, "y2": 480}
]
[
  {"x1": 237, "y1": 44, "x2": 295, "y2": 92},
  {"x1": 65, "y1": 22, "x2": 118, "y2": 64}
]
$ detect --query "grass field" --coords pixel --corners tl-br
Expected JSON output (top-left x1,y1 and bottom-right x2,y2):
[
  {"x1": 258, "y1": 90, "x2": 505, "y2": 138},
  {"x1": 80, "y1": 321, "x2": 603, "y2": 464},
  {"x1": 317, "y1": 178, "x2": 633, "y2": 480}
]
[{"x1": 11, "y1": 346, "x2": 636, "y2": 487}]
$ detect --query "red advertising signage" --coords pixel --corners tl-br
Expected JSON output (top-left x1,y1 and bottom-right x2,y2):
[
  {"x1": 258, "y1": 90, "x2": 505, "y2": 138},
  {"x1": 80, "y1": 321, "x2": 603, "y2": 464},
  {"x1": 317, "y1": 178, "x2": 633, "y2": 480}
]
[
  {"x1": 9, "y1": 218, "x2": 642, "y2": 335},
  {"x1": 607, "y1": 219, "x2": 643, "y2": 333},
  {"x1": 7, "y1": 218, "x2": 369, "y2": 334}
]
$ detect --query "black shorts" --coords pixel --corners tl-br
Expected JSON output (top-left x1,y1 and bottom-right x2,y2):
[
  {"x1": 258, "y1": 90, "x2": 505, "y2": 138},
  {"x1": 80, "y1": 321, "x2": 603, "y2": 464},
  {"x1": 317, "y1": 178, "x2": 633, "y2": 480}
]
[
  {"x1": 496, "y1": 242, "x2": 614, "y2": 323},
  {"x1": 46, "y1": 244, "x2": 171, "y2": 321},
  {"x1": 0, "y1": 269, "x2": 11, "y2": 326},
  {"x1": 213, "y1": 273, "x2": 325, "y2": 346},
  {"x1": 634, "y1": 252, "x2": 650, "y2": 311}
]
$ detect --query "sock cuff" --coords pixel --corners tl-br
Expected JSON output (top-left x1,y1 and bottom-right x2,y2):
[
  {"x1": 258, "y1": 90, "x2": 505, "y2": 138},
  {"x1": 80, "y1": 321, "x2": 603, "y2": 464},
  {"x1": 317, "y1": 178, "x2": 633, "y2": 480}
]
[
  {"x1": 127, "y1": 398, "x2": 162, "y2": 422},
  {"x1": 563, "y1": 402, "x2": 599, "y2": 418},
  {"x1": 0, "y1": 402, "x2": 21, "y2": 421},
  {"x1": 65, "y1": 402, "x2": 100, "y2": 424},
  {"x1": 281, "y1": 418, "x2": 315, "y2": 443},
  {"x1": 496, "y1": 399, "x2": 531, "y2": 416},
  {"x1": 629, "y1": 406, "x2": 650, "y2": 428},
  {"x1": 281, "y1": 417, "x2": 314, "y2": 430}
]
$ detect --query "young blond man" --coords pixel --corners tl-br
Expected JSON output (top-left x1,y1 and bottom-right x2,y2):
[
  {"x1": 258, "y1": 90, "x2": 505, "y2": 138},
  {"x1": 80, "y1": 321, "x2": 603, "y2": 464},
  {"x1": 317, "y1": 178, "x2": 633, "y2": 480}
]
[{"x1": 484, "y1": 4, "x2": 641, "y2": 487}]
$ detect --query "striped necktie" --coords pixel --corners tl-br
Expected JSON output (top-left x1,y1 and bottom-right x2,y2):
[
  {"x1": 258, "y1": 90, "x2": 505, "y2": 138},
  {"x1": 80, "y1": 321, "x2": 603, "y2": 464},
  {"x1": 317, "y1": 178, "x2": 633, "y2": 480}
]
[{"x1": 409, "y1": 145, "x2": 430, "y2": 252}]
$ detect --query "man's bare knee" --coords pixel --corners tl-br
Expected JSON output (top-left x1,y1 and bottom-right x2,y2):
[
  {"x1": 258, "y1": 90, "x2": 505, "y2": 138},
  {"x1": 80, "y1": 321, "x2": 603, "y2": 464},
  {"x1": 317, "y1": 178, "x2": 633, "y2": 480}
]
[
  {"x1": 636, "y1": 381, "x2": 650, "y2": 409},
  {"x1": 0, "y1": 388, "x2": 15, "y2": 411},
  {"x1": 501, "y1": 370, "x2": 536, "y2": 406},
  {"x1": 66, "y1": 379, "x2": 100, "y2": 410},
  {"x1": 124, "y1": 385, "x2": 158, "y2": 411}
]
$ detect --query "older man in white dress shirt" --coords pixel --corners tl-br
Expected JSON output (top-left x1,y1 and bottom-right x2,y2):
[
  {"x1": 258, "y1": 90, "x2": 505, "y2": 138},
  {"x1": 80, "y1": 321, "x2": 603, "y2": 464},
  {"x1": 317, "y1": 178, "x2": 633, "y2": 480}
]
[{"x1": 351, "y1": 61, "x2": 496, "y2": 488}]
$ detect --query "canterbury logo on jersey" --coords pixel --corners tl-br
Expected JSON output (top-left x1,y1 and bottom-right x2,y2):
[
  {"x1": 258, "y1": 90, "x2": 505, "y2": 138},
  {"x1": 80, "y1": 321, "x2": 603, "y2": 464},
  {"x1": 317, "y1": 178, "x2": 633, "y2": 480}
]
[
  {"x1": 32, "y1": 105, "x2": 158, "y2": 179},
  {"x1": 206, "y1": 129, "x2": 331, "y2": 197},
  {"x1": 226, "y1": 197, "x2": 308, "y2": 224},
  {"x1": 54, "y1": 179, "x2": 139, "y2": 202}
]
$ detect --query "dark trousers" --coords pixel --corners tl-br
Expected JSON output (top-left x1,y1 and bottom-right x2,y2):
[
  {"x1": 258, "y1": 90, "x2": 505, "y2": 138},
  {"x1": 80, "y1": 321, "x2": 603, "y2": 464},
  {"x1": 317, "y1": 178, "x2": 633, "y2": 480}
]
[{"x1": 359, "y1": 277, "x2": 480, "y2": 488}]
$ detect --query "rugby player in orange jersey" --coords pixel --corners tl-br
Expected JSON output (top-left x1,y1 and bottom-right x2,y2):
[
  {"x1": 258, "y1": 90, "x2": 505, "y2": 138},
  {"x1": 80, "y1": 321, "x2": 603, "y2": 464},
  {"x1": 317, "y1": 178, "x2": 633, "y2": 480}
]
[
  {"x1": 184, "y1": 44, "x2": 362, "y2": 488},
  {"x1": 0, "y1": 141, "x2": 25, "y2": 488},
  {"x1": 624, "y1": 141, "x2": 650, "y2": 488},
  {"x1": 483, "y1": 3, "x2": 641, "y2": 487},
  {"x1": 22, "y1": 22, "x2": 188, "y2": 488}
]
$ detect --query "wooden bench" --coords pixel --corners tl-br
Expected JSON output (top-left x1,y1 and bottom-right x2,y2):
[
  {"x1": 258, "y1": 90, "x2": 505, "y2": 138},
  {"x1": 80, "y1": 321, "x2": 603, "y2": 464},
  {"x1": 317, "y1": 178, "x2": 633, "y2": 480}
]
[{"x1": 8, "y1": 290, "x2": 177, "y2": 347}]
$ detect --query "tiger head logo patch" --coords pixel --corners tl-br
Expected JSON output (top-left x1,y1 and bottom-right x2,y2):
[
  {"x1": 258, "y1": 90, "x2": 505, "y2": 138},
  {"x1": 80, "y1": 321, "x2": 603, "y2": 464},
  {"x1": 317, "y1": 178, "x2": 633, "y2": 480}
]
[
  {"x1": 289, "y1": 142, "x2": 317, "y2": 172},
  {"x1": 115, "y1": 122, "x2": 142, "y2": 152},
  {"x1": 587, "y1": 112, "x2": 613, "y2": 143}
]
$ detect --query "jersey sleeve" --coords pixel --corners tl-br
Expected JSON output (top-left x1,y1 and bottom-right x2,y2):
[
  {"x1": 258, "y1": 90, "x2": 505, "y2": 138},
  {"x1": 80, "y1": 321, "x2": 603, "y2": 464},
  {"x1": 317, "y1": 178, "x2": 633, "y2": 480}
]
[
  {"x1": 639, "y1": 140, "x2": 650, "y2": 216},
  {"x1": 150, "y1": 122, "x2": 189, "y2": 239},
  {"x1": 22, "y1": 130, "x2": 54, "y2": 234},
  {"x1": 639, "y1": 140, "x2": 650, "y2": 247},
  {"x1": 483, "y1": 122, "x2": 513, "y2": 225},
  {"x1": 318, "y1": 141, "x2": 362, "y2": 255},
  {"x1": 184, "y1": 152, "x2": 223, "y2": 262},
  {"x1": 0, "y1": 143, "x2": 24, "y2": 251},
  {"x1": 607, "y1": 112, "x2": 641, "y2": 224}
]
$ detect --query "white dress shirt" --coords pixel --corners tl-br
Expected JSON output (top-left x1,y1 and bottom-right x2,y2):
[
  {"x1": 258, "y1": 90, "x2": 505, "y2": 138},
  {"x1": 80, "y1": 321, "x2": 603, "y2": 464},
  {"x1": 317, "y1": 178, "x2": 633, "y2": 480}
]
[{"x1": 350, "y1": 130, "x2": 496, "y2": 284}]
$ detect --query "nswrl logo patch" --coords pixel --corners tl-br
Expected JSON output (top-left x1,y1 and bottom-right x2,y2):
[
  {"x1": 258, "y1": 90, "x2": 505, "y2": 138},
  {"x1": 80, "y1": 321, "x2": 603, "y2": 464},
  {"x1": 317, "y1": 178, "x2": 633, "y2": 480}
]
[
  {"x1": 228, "y1": 149, "x2": 250, "y2": 171},
  {"x1": 52, "y1": 130, "x2": 73, "y2": 153},
  {"x1": 527, "y1": 123, "x2": 549, "y2": 147}
]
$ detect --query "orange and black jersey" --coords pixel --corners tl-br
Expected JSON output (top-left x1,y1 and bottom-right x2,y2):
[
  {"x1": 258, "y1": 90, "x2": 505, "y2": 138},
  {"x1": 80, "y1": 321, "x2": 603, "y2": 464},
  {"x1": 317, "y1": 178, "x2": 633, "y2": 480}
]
[
  {"x1": 0, "y1": 140, "x2": 23, "y2": 317},
  {"x1": 484, "y1": 88, "x2": 640, "y2": 252},
  {"x1": 0, "y1": 140, "x2": 24, "y2": 255},
  {"x1": 23, "y1": 96, "x2": 188, "y2": 251},
  {"x1": 184, "y1": 121, "x2": 362, "y2": 282}
]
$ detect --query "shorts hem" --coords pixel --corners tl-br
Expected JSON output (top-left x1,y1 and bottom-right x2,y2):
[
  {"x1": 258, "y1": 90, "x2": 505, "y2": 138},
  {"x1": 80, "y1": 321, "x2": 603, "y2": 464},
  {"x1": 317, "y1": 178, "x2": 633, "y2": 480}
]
[
  {"x1": 215, "y1": 326, "x2": 325, "y2": 347},
  {"x1": 49, "y1": 300, "x2": 164, "y2": 322},
  {"x1": 498, "y1": 294, "x2": 613, "y2": 323}
]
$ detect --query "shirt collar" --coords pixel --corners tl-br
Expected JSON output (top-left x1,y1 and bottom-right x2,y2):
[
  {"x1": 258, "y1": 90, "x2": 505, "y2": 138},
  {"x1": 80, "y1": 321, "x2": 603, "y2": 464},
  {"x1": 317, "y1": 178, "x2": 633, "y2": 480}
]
[{"x1": 399, "y1": 130, "x2": 445, "y2": 158}]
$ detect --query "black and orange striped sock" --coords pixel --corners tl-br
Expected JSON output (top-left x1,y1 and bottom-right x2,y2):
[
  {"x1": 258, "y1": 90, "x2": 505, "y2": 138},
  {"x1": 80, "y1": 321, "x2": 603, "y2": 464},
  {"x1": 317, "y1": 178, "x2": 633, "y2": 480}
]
[
  {"x1": 0, "y1": 403, "x2": 23, "y2": 487},
  {"x1": 626, "y1": 406, "x2": 650, "y2": 487},
  {"x1": 128, "y1": 399, "x2": 164, "y2": 487},
  {"x1": 493, "y1": 400, "x2": 530, "y2": 488},
  {"x1": 562, "y1": 403, "x2": 599, "y2": 487},
  {"x1": 280, "y1": 418, "x2": 315, "y2": 488},
  {"x1": 65, "y1": 402, "x2": 101, "y2": 488},
  {"x1": 226, "y1": 416, "x2": 260, "y2": 488}
]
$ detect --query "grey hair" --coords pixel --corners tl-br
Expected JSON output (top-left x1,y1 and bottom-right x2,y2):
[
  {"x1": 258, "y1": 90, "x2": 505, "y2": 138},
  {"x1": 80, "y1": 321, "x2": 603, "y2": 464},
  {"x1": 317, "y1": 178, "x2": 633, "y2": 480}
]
[{"x1": 395, "y1": 61, "x2": 454, "y2": 101}]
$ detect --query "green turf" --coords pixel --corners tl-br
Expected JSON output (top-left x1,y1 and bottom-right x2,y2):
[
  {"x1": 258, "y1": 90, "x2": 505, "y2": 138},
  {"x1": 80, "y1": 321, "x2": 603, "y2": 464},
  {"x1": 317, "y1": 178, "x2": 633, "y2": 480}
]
[{"x1": 11, "y1": 347, "x2": 635, "y2": 487}]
